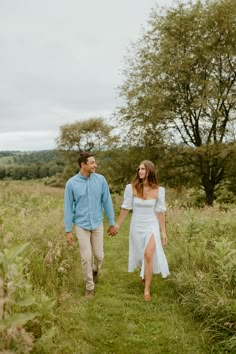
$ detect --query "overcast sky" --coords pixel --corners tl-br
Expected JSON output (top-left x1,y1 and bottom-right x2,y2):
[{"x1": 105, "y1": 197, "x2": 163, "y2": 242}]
[{"x1": 0, "y1": 0, "x2": 175, "y2": 151}]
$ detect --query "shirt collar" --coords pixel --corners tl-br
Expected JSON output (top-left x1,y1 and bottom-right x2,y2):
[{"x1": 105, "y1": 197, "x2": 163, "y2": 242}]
[{"x1": 78, "y1": 172, "x2": 91, "y2": 180}]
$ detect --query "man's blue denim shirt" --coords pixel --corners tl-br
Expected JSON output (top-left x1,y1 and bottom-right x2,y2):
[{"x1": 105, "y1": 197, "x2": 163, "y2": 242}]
[{"x1": 64, "y1": 172, "x2": 115, "y2": 232}]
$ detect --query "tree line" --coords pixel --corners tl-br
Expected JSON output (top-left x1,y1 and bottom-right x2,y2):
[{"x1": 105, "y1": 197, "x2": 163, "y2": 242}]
[{"x1": 0, "y1": 150, "x2": 64, "y2": 180}]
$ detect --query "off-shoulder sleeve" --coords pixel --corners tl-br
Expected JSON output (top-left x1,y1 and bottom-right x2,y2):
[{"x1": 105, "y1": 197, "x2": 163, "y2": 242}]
[
  {"x1": 155, "y1": 187, "x2": 167, "y2": 213},
  {"x1": 121, "y1": 184, "x2": 133, "y2": 210}
]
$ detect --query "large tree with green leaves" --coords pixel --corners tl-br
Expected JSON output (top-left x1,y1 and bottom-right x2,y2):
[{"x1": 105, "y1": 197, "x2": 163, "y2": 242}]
[
  {"x1": 118, "y1": 0, "x2": 236, "y2": 205},
  {"x1": 57, "y1": 117, "x2": 115, "y2": 152},
  {"x1": 57, "y1": 117, "x2": 116, "y2": 180}
]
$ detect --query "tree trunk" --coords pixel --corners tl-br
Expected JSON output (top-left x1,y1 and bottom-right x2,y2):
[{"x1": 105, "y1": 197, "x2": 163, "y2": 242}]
[
  {"x1": 199, "y1": 152, "x2": 221, "y2": 207},
  {"x1": 203, "y1": 184, "x2": 215, "y2": 206}
]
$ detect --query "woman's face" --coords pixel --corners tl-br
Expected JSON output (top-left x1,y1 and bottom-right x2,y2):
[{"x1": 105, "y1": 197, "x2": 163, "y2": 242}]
[{"x1": 138, "y1": 163, "x2": 146, "y2": 180}]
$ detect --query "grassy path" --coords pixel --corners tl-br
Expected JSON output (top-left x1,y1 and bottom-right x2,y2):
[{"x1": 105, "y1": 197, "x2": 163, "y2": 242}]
[{"x1": 55, "y1": 218, "x2": 212, "y2": 354}]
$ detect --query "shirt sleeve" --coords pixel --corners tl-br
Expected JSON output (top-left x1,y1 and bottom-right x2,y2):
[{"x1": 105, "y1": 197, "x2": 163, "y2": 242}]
[
  {"x1": 155, "y1": 187, "x2": 167, "y2": 213},
  {"x1": 102, "y1": 177, "x2": 115, "y2": 226},
  {"x1": 64, "y1": 181, "x2": 74, "y2": 232},
  {"x1": 121, "y1": 184, "x2": 133, "y2": 210}
]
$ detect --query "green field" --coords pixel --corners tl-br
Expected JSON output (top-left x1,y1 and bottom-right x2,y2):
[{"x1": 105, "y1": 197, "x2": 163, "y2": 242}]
[
  {"x1": 0, "y1": 181, "x2": 235, "y2": 353},
  {"x1": 0, "y1": 155, "x2": 16, "y2": 164}
]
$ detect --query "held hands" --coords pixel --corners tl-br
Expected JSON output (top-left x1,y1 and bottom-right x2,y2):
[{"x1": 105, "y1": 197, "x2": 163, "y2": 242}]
[{"x1": 107, "y1": 225, "x2": 119, "y2": 237}]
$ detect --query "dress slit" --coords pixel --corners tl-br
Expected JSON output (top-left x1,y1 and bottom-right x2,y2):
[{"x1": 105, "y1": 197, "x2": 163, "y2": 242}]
[{"x1": 140, "y1": 231, "x2": 156, "y2": 280}]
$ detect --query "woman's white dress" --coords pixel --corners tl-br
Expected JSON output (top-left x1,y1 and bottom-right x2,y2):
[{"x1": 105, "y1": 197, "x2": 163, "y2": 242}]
[{"x1": 121, "y1": 184, "x2": 170, "y2": 279}]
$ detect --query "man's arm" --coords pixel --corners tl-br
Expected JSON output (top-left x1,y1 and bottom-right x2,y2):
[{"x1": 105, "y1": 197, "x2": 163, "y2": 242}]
[
  {"x1": 102, "y1": 177, "x2": 115, "y2": 227},
  {"x1": 64, "y1": 181, "x2": 75, "y2": 244}
]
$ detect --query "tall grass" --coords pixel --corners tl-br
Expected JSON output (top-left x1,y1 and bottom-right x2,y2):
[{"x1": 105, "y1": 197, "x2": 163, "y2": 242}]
[
  {"x1": 0, "y1": 181, "x2": 235, "y2": 352},
  {"x1": 166, "y1": 205, "x2": 236, "y2": 352}
]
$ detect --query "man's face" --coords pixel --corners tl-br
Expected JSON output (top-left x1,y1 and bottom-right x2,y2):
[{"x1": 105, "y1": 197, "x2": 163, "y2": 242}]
[{"x1": 83, "y1": 156, "x2": 97, "y2": 174}]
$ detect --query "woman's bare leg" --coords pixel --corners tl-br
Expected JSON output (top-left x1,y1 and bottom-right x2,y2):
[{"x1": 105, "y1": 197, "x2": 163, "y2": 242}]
[{"x1": 144, "y1": 234, "x2": 156, "y2": 296}]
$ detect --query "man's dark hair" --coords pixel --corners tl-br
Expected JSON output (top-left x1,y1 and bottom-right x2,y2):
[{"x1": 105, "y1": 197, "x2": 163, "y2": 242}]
[{"x1": 78, "y1": 151, "x2": 94, "y2": 167}]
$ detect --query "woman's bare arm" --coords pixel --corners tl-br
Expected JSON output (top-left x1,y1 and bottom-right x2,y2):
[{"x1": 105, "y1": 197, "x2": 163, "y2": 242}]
[
  {"x1": 156, "y1": 212, "x2": 167, "y2": 246},
  {"x1": 115, "y1": 208, "x2": 130, "y2": 230}
]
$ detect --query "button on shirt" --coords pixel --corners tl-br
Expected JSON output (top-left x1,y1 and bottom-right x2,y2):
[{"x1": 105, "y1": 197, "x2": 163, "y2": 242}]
[{"x1": 64, "y1": 172, "x2": 115, "y2": 232}]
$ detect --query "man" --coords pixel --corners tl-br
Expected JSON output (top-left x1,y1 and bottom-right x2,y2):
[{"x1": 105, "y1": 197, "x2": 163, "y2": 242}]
[{"x1": 64, "y1": 151, "x2": 117, "y2": 298}]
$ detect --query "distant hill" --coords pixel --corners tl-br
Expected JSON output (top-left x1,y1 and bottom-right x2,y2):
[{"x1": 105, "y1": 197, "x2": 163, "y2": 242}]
[
  {"x1": 0, "y1": 150, "x2": 64, "y2": 166},
  {"x1": 0, "y1": 151, "x2": 21, "y2": 157},
  {"x1": 0, "y1": 150, "x2": 65, "y2": 180}
]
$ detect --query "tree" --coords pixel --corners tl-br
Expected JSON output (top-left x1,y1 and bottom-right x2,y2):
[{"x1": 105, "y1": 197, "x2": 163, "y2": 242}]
[
  {"x1": 57, "y1": 118, "x2": 115, "y2": 152},
  {"x1": 56, "y1": 117, "x2": 117, "y2": 180},
  {"x1": 0, "y1": 166, "x2": 6, "y2": 179},
  {"x1": 118, "y1": 0, "x2": 236, "y2": 205}
]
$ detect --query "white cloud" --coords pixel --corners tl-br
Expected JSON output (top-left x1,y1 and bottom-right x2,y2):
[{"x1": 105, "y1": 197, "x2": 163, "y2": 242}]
[
  {"x1": 0, "y1": 0, "x2": 175, "y2": 150},
  {"x1": 0, "y1": 131, "x2": 58, "y2": 151}
]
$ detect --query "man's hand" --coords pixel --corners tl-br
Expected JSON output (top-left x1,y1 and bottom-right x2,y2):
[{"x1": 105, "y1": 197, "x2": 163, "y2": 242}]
[
  {"x1": 107, "y1": 225, "x2": 118, "y2": 237},
  {"x1": 66, "y1": 232, "x2": 74, "y2": 245}
]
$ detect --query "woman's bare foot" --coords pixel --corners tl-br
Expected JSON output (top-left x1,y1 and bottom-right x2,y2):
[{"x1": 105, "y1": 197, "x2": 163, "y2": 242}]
[
  {"x1": 144, "y1": 293, "x2": 152, "y2": 301},
  {"x1": 140, "y1": 277, "x2": 145, "y2": 284}
]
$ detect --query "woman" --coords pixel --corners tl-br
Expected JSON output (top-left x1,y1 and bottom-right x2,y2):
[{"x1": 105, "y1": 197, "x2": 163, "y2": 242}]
[{"x1": 114, "y1": 160, "x2": 169, "y2": 301}]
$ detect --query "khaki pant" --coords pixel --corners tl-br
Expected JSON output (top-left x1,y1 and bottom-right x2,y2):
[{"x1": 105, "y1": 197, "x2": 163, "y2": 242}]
[{"x1": 75, "y1": 224, "x2": 104, "y2": 290}]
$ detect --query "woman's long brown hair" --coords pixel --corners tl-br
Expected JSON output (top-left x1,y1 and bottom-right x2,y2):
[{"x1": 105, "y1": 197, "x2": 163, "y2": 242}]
[{"x1": 132, "y1": 160, "x2": 158, "y2": 197}]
